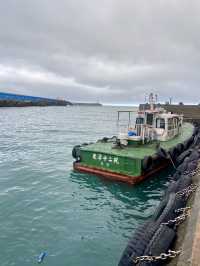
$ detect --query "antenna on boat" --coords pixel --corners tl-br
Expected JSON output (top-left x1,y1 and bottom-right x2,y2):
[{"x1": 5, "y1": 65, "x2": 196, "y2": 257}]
[
  {"x1": 155, "y1": 94, "x2": 158, "y2": 103},
  {"x1": 149, "y1": 93, "x2": 154, "y2": 110},
  {"x1": 144, "y1": 94, "x2": 147, "y2": 103}
]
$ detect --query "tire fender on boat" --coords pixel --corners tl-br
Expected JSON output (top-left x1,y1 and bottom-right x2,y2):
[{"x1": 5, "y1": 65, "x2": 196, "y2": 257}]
[
  {"x1": 72, "y1": 145, "x2": 81, "y2": 160},
  {"x1": 142, "y1": 156, "x2": 153, "y2": 171},
  {"x1": 176, "y1": 143, "x2": 184, "y2": 155},
  {"x1": 157, "y1": 147, "x2": 168, "y2": 159}
]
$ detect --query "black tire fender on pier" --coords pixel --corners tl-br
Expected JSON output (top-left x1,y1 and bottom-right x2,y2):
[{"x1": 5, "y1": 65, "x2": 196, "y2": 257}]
[
  {"x1": 164, "y1": 181, "x2": 178, "y2": 195},
  {"x1": 188, "y1": 149, "x2": 200, "y2": 162},
  {"x1": 187, "y1": 161, "x2": 198, "y2": 173},
  {"x1": 138, "y1": 225, "x2": 176, "y2": 266},
  {"x1": 177, "y1": 175, "x2": 192, "y2": 191},
  {"x1": 184, "y1": 136, "x2": 194, "y2": 150},
  {"x1": 118, "y1": 220, "x2": 160, "y2": 266},
  {"x1": 192, "y1": 127, "x2": 199, "y2": 136},
  {"x1": 156, "y1": 193, "x2": 186, "y2": 225},
  {"x1": 176, "y1": 149, "x2": 192, "y2": 166},
  {"x1": 192, "y1": 134, "x2": 200, "y2": 147},
  {"x1": 176, "y1": 157, "x2": 190, "y2": 175},
  {"x1": 172, "y1": 171, "x2": 182, "y2": 181},
  {"x1": 164, "y1": 175, "x2": 192, "y2": 196},
  {"x1": 151, "y1": 196, "x2": 169, "y2": 221}
]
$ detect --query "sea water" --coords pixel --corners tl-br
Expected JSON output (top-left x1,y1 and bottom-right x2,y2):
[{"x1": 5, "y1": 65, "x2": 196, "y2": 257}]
[{"x1": 0, "y1": 106, "x2": 171, "y2": 266}]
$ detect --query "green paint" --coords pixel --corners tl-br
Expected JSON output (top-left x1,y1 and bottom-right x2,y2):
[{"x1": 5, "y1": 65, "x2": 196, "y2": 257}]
[
  {"x1": 79, "y1": 123, "x2": 194, "y2": 176},
  {"x1": 81, "y1": 150, "x2": 142, "y2": 176}
]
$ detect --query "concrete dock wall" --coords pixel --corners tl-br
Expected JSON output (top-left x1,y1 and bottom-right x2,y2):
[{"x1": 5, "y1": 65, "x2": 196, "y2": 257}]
[
  {"x1": 167, "y1": 164, "x2": 200, "y2": 266},
  {"x1": 139, "y1": 104, "x2": 200, "y2": 124}
]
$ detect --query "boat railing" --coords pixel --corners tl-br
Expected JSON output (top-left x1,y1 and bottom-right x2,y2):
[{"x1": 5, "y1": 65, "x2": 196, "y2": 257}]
[
  {"x1": 135, "y1": 124, "x2": 143, "y2": 136},
  {"x1": 167, "y1": 127, "x2": 180, "y2": 138},
  {"x1": 118, "y1": 124, "x2": 130, "y2": 134},
  {"x1": 136, "y1": 124, "x2": 155, "y2": 142}
]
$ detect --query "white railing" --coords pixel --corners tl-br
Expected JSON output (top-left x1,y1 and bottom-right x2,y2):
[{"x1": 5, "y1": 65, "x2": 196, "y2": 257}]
[{"x1": 135, "y1": 124, "x2": 154, "y2": 142}]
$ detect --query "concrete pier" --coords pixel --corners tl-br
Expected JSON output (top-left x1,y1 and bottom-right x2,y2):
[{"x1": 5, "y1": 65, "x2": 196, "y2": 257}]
[
  {"x1": 139, "y1": 104, "x2": 200, "y2": 124},
  {"x1": 167, "y1": 164, "x2": 200, "y2": 266}
]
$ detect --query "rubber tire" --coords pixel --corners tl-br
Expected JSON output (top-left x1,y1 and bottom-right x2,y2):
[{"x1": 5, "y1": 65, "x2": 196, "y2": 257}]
[
  {"x1": 165, "y1": 175, "x2": 192, "y2": 196},
  {"x1": 176, "y1": 157, "x2": 190, "y2": 175},
  {"x1": 184, "y1": 138, "x2": 192, "y2": 150},
  {"x1": 118, "y1": 220, "x2": 160, "y2": 266},
  {"x1": 142, "y1": 156, "x2": 153, "y2": 171},
  {"x1": 188, "y1": 150, "x2": 200, "y2": 162},
  {"x1": 157, "y1": 148, "x2": 168, "y2": 159},
  {"x1": 189, "y1": 136, "x2": 194, "y2": 147},
  {"x1": 173, "y1": 171, "x2": 182, "y2": 181},
  {"x1": 176, "y1": 143, "x2": 184, "y2": 155},
  {"x1": 151, "y1": 154, "x2": 163, "y2": 168},
  {"x1": 172, "y1": 147, "x2": 179, "y2": 161},
  {"x1": 156, "y1": 193, "x2": 186, "y2": 225},
  {"x1": 169, "y1": 147, "x2": 178, "y2": 160},
  {"x1": 176, "y1": 149, "x2": 192, "y2": 165},
  {"x1": 138, "y1": 225, "x2": 176, "y2": 266},
  {"x1": 176, "y1": 175, "x2": 192, "y2": 192},
  {"x1": 163, "y1": 181, "x2": 178, "y2": 196},
  {"x1": 192, "y1": 135, "x2": 200, "y2": 147},
  {"x1": 187, "y1": 161, "x2": 198, "y2": 172},
  {"x1": 193, "y1": 127, "x2": 199, "y2": 136},
  {"x1": 72, "y1": 145, "x2": 81, "y2": 159},
  {"x1": 151, "y1": 196, "x2": 169, "y2": 221}
]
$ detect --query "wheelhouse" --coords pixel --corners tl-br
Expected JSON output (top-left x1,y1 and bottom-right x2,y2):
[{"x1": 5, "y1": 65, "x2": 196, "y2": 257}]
[{"x1": 117, "y1": 95, "x2": 183, "y2": 144}]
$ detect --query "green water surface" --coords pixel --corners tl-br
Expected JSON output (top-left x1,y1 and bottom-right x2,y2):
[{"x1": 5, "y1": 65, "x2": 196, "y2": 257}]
[{"x1": 0, "y1": 106, "x2": 173, "y2": 266}]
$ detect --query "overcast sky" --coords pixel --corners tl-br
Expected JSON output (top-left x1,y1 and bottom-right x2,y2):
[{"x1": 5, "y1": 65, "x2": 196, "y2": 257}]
[{"x1": 0, "y1": 0, "x2": 200, "y2": 104}]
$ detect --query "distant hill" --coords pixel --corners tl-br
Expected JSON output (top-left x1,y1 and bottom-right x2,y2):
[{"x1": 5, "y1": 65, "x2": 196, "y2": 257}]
[{"x1": 0, "y1": 92, "x2": 72, "y2": 107}]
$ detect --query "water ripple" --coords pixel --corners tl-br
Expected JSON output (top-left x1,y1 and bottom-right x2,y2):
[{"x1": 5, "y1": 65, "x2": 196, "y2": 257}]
[{"x1": 0, "y1": 106, "x2": 171, "y2": 266}]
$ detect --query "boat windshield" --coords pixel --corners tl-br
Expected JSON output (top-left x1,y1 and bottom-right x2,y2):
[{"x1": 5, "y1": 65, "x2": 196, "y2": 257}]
[
  {"x1": 136, "y1": 117, "x2": 144, "y2": 124},
  {"x1": 156, "y1": 118, "x2": 165, "y2": 129},
  {"x1": 146, "y1": 113, "x2": 153, "y2": 125}
]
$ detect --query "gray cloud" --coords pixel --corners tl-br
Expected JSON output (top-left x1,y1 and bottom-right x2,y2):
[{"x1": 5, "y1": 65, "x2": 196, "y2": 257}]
[{"x1": 0, "y1": 0, "x2": 200, "y2": 104}]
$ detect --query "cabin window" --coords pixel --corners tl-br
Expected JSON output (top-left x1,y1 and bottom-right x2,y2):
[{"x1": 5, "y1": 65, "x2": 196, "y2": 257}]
[
  {"x1": 156, "y1": 118, "x2": 165, "y2": 129},
  {"x1": 174, "y1": 118, "x2": 178, "y2": 127},
  {"x1": 136, "y1": 117, "x2": 144, "y2": 124},
  {"x1": 168, "y1": 118, "x2": 174, "y2": 130},
  {"x1": 146, "y1": 113, "x2": 153, "y2": 125}
]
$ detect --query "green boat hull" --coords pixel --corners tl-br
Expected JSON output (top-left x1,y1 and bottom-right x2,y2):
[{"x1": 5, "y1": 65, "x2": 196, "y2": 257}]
[{"x1": 73, "y1": 123, "x2": 194, "y2": 184}]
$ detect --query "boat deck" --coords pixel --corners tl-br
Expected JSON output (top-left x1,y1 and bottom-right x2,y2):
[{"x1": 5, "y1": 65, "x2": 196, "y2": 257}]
[{"x1": 81, "y1": 123, "x2": 194, "y2": 159}]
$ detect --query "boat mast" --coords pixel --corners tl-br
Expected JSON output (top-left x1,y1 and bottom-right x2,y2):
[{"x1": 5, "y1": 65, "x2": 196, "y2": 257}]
[{"x1": 149, "y1": 92, "x2": 155, "y2": 110}]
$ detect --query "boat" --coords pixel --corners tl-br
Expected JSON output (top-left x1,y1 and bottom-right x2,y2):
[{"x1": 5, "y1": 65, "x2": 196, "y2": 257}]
[{"x1": 72, "y1": 94, "x2": 194, "y2": 185}]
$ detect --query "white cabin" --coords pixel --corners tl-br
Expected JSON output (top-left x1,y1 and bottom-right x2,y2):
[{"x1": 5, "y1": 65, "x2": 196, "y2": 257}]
[{"x1": 117, "y1": 95, "x2": 183, "y2": 145}]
